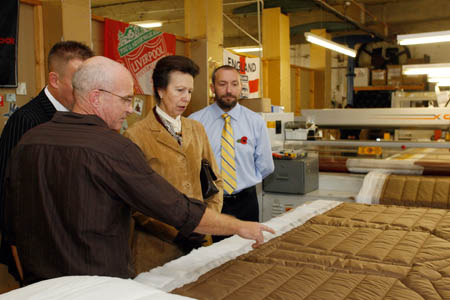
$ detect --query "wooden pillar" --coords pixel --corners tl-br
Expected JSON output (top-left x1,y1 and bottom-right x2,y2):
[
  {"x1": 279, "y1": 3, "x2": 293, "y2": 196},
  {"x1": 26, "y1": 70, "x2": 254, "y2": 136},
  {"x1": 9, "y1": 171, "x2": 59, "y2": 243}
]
[
  {"x1": 262, "y1": 7, "x2": 291, "y2": 112},
  {"x1": 33, "y1": 4, "x2": 45, "y2": 94},
  {"x1": 41, "y1": 0, "x2": 91, "y2": 74},
  {"x1": 309, "y1": 29, "x2": 331, "y2": 109},
  {"x1": 184, "y1": 0, "x2": 223, "y2": 116},
  {"x1": 290, "y1": 67, "x2": 302, "y2": 116}
]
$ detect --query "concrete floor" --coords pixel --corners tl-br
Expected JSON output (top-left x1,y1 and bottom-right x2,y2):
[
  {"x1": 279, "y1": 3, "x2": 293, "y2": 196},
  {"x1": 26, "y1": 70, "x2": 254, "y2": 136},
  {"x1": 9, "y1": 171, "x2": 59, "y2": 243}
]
[{"x1": 0, "y1": 263, "x2": 19, "y2": 295}]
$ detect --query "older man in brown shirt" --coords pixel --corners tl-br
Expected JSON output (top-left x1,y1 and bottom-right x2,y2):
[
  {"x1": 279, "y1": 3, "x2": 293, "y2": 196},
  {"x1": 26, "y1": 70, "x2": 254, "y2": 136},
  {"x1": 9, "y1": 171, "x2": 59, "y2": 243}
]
[{"x1": 3, "y1": 56, "x2": 274, "y2": 285}]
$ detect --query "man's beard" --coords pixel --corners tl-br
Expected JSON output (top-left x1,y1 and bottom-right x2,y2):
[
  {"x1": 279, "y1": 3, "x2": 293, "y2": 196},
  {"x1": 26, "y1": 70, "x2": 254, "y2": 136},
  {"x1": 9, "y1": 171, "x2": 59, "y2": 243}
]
[{"x1": 216, "y1": 93, "x2": 238, "y2": 110}]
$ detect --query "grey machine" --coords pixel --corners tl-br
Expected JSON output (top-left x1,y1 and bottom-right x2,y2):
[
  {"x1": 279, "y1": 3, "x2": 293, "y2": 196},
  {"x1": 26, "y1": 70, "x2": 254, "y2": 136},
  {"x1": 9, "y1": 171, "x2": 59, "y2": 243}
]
[{"x1": 263, "y1": 154, "x2": 319, "y2": 194}]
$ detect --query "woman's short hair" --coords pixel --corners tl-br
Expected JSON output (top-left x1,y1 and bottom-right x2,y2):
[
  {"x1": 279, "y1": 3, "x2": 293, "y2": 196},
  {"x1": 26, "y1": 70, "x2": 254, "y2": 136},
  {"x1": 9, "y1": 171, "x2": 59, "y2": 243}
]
[{"x1": 152, "y1": 55, "x2": 199, "y2": 103}]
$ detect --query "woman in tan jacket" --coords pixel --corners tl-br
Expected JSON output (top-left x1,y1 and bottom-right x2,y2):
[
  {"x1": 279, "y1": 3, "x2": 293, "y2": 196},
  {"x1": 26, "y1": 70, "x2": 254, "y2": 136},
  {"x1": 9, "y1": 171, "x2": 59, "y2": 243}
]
[{"x1": 124, "y1": 55, "x2": 223, "y2": 274}]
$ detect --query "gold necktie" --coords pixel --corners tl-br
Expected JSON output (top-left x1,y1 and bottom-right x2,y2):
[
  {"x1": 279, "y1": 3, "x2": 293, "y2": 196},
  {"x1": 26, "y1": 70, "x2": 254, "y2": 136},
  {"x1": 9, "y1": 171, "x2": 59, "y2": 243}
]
[{"x1": 221, "y1": 113, "x2": 237, "y2": 195}]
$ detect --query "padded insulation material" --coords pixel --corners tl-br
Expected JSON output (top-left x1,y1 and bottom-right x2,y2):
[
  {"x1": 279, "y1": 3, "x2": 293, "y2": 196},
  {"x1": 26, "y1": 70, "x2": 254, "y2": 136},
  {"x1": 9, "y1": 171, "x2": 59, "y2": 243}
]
[
  {"x1": 173, "y1": 203, "x2": 450, "y2": 300},
  {"x1": 381, "y1": 175, "x2": 450, "y2": 209}
]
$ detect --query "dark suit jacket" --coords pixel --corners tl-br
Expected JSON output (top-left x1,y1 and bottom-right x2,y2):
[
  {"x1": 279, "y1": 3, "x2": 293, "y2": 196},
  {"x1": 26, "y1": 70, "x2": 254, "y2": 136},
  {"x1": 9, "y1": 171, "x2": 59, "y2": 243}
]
[{"x1": 0, "y1": 88, "x2": 56, "y2": 272}]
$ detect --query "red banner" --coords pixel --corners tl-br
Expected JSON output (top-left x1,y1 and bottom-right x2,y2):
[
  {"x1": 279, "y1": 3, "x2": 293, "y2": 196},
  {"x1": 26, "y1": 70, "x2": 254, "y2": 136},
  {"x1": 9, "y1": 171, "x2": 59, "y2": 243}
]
[{"x1": 104, "y1": 18, "x2": 176, "y2": 95}]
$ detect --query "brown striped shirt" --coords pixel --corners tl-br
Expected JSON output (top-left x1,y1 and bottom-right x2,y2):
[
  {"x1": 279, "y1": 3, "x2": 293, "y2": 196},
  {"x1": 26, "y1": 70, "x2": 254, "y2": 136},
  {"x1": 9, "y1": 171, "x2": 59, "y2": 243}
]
[{"x1": 4, "y1": 112, "x2": 205, "y2": 284}]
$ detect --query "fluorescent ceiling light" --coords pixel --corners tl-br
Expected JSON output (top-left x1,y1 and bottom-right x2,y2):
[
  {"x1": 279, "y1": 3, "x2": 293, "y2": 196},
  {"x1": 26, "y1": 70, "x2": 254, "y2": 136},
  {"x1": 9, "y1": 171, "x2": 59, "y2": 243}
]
[
  {"x1": 428, "y1": 76, "x2": 450, "y2": 83},
  {"x1": 433, "y1": 79, "x2": 450, "y2": 87},
  {"x1": 131, "y1": 21, "x2": 162, "y2": 28},
  {"x1": 397, "y1": 30, "x2": 450, "y2": 45},
  {"x1": 403, "y1": 63, "x2": 450, "y2": 77},
  {"x1": 304, "y1": 32, "x2": 356, "y2": 57},
  {"x1": 231, "y1": 47, "x2": 262, "y2": 53},
  {"x1": 428, "y1": 77, "x2": 450, "y2": 87}
]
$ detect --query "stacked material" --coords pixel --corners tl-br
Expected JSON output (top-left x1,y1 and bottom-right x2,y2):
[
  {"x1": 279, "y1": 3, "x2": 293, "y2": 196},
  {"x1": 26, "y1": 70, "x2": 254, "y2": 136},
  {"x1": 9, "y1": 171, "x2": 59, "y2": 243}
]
[
  {"x1": 347, "y1": 158, "x2": 424, "y2": 174},
  {"x1": 380, "y1": 174, "x2": 450, "y2": 208},
  {"x1": 322, "y1": 148, "x2": 450, "y2": 176},
  {"x1": 357, "y1": 172, "x2": 450, "y2": 209},
  {"x1": 169, "y1": 202, "x2": 450, "y2": 300}
]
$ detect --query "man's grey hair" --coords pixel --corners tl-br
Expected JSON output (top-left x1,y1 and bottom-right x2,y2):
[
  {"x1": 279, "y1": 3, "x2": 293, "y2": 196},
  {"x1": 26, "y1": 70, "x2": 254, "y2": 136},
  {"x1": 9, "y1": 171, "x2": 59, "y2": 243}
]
[{"x1": 72, "y1": 57, "x2": 117, "y2": 98}]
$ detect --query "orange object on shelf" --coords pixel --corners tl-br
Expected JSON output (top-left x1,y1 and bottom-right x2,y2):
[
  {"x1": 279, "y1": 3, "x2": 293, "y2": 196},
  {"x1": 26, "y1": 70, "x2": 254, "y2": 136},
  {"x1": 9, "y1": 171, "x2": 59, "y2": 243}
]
[
  {"x1": 434, "y1": 130, "x2": 442, "y2": 140},
  {"x1": 357, "y1": 146, "x2": 382, "y2": 156}
]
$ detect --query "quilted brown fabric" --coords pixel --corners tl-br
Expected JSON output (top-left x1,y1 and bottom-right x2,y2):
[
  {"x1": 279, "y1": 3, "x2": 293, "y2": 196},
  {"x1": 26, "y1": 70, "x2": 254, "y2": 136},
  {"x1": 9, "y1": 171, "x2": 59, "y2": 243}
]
[
  {"x1": 173, "y1": 203, "x2": 450, "y2": 300},
  {"x1": 380, "y1": 175, "x2": 450, "y2": 209}
]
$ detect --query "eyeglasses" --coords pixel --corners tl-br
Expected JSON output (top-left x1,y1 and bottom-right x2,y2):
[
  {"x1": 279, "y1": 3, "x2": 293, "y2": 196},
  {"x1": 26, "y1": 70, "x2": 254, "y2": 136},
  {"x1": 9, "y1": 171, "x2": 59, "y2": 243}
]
[{"x1": 98, "y1": 89, "x2": 134, "y2": 105}]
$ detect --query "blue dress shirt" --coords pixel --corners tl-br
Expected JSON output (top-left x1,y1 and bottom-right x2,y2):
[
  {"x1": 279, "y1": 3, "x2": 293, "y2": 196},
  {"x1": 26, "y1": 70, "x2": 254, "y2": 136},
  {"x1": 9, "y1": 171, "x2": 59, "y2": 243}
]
[{"x1": 190, "y1": 102, "x2": 274, "y2": 194}]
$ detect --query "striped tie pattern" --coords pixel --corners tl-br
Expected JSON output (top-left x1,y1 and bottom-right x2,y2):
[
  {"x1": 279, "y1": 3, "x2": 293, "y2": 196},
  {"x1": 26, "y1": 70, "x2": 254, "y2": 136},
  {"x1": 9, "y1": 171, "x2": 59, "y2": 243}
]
[{"x1": 221, "y1": 113, "x2": 237, "y2": 195}]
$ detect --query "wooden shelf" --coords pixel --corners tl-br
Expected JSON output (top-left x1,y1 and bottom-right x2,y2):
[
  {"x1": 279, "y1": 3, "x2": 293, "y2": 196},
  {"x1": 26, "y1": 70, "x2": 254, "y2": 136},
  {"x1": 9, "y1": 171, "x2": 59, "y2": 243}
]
[{"x1": 354, "y1": 84, "x2": 425, "y2": 91}]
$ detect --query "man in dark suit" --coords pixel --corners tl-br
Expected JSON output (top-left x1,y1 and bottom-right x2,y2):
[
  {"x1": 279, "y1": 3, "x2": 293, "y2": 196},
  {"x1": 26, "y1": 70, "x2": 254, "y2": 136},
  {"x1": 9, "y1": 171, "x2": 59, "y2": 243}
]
[{"x1": 0, "y1": 41, "x2": 94, "y2": 281}]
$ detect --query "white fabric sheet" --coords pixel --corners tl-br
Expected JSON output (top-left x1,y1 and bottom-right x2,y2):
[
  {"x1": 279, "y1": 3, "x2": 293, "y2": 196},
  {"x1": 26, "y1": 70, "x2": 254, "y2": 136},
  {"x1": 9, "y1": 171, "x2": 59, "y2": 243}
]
[
  {"x1": 0, "y1": 276, "x2": 195, "y2": 300},
  {"x1": 356, "y1": 170, "x2": 390, "y2": 204},
  {"x1": 134, "y1": 199, "x2": 342, "y2": 292}
]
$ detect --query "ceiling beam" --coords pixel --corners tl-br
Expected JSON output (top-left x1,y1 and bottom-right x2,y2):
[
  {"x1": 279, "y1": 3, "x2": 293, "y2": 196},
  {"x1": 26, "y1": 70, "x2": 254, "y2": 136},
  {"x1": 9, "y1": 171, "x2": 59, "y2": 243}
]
[
  {"x1": 311, "y1": 0, "x2": 388, "y2": 41},
  {"x1": 92, "y1": 0, "x2": 156, "y2": 9}
]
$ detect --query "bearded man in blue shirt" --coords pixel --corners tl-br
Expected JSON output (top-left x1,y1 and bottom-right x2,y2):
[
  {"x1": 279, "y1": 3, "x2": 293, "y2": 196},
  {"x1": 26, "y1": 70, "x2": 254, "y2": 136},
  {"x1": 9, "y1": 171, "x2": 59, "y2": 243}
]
[{"x1": 190, "y1": 65, "x2": 274, "y2": 241}]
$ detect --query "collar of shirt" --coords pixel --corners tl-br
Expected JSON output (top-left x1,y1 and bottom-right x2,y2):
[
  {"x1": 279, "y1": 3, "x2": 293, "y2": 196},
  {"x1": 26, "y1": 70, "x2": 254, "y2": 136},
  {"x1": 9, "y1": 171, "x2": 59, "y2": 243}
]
[
  {"x1": 156, "y1": 105, "x2": 182, "y2": 133},
  {"x1": 44, "y1": 86, "x2": 69, "y2": 112},
  {"x1": 211, "y1": 101, "x2": 242, "y2": 122},
  {"x1": 52, "y1": 112, "x2": 109, "y2": 128}
]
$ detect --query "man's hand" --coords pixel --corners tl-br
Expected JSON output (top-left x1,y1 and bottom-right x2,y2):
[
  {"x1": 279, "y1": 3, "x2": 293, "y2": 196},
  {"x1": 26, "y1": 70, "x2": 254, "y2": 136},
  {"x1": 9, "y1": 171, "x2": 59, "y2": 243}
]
[
  {"x1": 237, "y1": 221, "x2": 275, "y2": 248},
  {"x1": 195, "y1": 208, "x2": 275, "y2": 247}
]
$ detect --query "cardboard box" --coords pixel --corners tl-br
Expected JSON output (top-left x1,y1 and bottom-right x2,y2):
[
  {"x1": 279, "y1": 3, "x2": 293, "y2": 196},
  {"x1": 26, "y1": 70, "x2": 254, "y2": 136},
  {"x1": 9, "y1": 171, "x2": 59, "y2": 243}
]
[
  {"x1": 387, "y1": 65, "x2": 402, "y2": 86},
  {"x1": 402, "y1": 59, "x2": 428, "y2": 86},
  {"x1": 371, "y1": 69, "x2": 386, "y2": 86},
  {"x1": 239, "y1": 98, "x2": 271, "y2": 112},
  {"x1": 405, "y1": 55, "x2": 430, "y2": 65},
  {"x1": 402, "y1": 74, "x2": 427, "y2": 85},
  {"x1": 354, "y1": 67, "x2": 369, "y2": 87}
]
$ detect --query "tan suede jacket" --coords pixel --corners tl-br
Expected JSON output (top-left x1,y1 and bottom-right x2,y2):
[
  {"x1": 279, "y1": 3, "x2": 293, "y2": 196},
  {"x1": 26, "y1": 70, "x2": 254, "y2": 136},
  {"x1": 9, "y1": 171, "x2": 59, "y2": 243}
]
[{"x1": 124, "y1": 110, "x2": 223, "y2": 264}]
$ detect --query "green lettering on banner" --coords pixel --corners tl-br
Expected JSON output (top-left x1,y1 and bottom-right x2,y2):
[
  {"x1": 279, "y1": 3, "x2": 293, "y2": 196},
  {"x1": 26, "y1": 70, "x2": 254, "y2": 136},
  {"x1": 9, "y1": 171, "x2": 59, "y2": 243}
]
[{"x1": 118, "y1": 28, "x2": 162, "y2": 57}]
